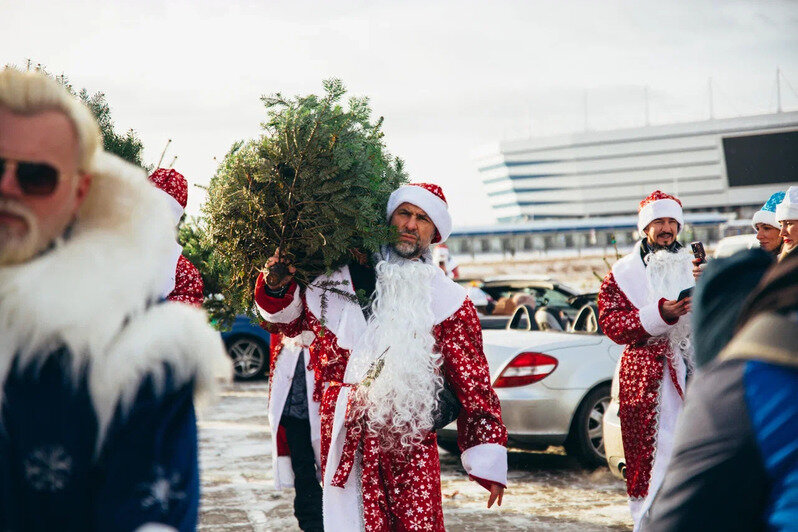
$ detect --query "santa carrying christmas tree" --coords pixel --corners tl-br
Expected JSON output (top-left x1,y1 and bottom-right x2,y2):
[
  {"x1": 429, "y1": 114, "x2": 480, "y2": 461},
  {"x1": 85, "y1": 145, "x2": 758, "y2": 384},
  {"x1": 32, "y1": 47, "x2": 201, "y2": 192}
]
[{"x1": 255, "y1": 183, "x2": 508, "y2": 531}]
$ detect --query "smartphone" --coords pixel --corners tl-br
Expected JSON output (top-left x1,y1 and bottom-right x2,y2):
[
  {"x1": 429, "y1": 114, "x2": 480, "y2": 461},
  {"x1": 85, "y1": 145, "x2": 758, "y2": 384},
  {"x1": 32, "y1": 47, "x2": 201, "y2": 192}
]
[
  {"x1": 690, "y1": 241, "x2": 706, "y2": 264},
  {"x1": 677, "y1": 287, "x2": 693, "y2": 301}
]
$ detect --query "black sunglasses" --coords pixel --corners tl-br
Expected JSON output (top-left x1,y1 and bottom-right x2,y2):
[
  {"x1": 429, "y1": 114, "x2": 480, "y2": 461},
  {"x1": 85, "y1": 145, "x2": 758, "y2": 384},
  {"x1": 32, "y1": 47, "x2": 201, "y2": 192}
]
[{"x1": 0, "y1": 158, "x2": 60, "y2": 196}]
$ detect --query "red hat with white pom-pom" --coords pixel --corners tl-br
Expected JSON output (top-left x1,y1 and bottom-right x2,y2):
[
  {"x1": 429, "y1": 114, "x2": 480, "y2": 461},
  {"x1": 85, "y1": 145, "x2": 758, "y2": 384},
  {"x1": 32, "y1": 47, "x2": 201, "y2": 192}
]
[
  {"x1": 148, "y1": 168, "x2": 188, "y2": 225},
  {"x1": 387, "y1": 183, "x2": 452, "y2": 243},
  {"x1": 637, "y1": 190, "x2": 684, "y2": 235}
]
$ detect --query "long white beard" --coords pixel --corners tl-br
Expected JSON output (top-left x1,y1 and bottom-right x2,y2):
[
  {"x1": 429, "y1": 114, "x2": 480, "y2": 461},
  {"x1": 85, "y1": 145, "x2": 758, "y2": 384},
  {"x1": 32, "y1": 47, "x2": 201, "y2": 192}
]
[
  {"x1": 349, "y1": 259, "x2": 443, "y2": 450},
  {"x1": 645, "y1": 248, "x2": 696, "y2": 373}
]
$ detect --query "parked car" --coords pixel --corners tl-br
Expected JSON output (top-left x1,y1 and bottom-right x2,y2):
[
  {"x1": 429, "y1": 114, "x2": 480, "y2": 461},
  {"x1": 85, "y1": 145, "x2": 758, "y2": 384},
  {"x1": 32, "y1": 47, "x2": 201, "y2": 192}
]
[
  {"x1": 603, "y1": 357, "x2": 625, "y2": 479},
  {"x1": 713, "y1": 234, "x2": 758, "y2": 258},
  {"x1": 220, "y1": 315, "x2": 272, "y2": 380},
  {"x1": 473, "y1": 276, "x2": 586, "y2": 330},
  {"x1": 437, "y1": 314, "x2": 623, "y2": 467}
]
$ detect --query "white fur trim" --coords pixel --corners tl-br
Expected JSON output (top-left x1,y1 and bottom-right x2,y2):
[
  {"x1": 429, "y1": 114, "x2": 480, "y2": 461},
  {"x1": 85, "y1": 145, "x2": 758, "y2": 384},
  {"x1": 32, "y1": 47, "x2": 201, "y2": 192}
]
[
  {"x1": 461, "y1": 443, "x2": 508, "y2": 487},
  {"x1": 157, "y1": 189, "x2": 185, "y2": 226},
  {"x1": 135, "y1": 524, "x2": 177, "y2": 532},
  {"x1": 305, "y1": 264, "x2": 467, "y2": 353},
  {"x1": 638, "y1": 301, "x2": 673, "y2": 337},
  {"x1": 611, "y1": 242, "x2": 650, "y2": 310},
  {"x1": 275, "y1": 456, "x2": 295, "y2": 489},
  {"x1": 269, "y1": 345, "x2": 321, "y2": 490},
  {"x1": 752, "y1": 209, "x2": 779, "y2": 230},
  {"x1": 637, "y1": 198, "x2": 684, "y2": 234},
  {"x1": 632, "y1": 357, "x2": 686, "y2": 531},
  {"x1": 306, "y1": 265, "x2": 366, "y2": 352},
  {"x1": 776, "y1": 186, "x2": 798, "y2": 222},
  {"x1": 256, "y1": 284, "x2": 303, "y2": 324},
  {"x1": 323, "y1": 388, "x2": 363, "y2": 531},
  {"x1": 158, "y1": 241, "x2": 184, "y2": 299},
  {"x1": 0, "y1": 151, "x2": 230, "y2": 448},
  {"x1": 90, "y1": 302, "x2": 231, "y2": 451},
  {"x1": 387, "y1": 185, "x2": 452, "y2": 242}
]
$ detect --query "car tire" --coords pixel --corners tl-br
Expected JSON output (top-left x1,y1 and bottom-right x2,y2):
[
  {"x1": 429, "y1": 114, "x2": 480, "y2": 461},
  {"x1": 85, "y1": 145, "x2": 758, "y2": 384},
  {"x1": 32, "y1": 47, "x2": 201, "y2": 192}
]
[
  {"x1": 565, "y1": 384, "x2": 611, "y2": 468},
  {"x1": 226, "y1": 336, "x2": 269, "y2": 381}
]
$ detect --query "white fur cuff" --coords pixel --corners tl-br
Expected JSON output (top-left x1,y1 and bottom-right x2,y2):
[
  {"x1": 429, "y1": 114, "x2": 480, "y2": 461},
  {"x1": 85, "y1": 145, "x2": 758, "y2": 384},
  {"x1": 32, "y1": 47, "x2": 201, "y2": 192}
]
[
  {"x1": 461, "y1": 443, "x2": 508, "y2": 487},
  {"x1": 135, "y1": 524, "x2": 178, "y2": 532},
  {"x1": 256, "y1": 285, "x2": 303, "y2": 324},
  {"x1": 639, "y1": 301, "x2": 673, "y2": 337}
]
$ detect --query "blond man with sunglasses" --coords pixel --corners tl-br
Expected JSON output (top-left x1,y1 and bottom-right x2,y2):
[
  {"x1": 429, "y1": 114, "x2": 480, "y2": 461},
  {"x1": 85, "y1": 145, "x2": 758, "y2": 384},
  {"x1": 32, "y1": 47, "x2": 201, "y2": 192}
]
[{"x1": 0, "y1": 68, "x2": 228, "y2": 530}]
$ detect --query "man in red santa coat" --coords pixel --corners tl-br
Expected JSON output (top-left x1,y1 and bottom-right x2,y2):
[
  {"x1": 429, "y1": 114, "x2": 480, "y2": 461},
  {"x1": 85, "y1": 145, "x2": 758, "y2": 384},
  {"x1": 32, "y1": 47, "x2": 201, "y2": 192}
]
[
  {"x1": 148, "y1": 168, "x2": 204, "y2": 307},
  {"x1": 598, "y1": 190, "x2": 697, "y2": 530},
  {"x1": 254, "y1": 183, "x2": 507, "y2": 531}
]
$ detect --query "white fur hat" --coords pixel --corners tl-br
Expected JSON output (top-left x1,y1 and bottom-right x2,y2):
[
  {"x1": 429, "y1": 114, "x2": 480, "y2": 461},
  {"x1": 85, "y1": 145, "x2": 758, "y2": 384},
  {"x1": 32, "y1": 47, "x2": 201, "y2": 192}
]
[
  {"x1": 637, "y1": 190, "x2": 684, "y2": 235},
  {"x1": 775, "y1": 186, "x2": 798, "y2": 222},
  {"x1": 386, "y1": 183, "x2": 452, "y2": 243},
  {"x1": 752, "y1": 191, "x2": 785, "y2": 230}
]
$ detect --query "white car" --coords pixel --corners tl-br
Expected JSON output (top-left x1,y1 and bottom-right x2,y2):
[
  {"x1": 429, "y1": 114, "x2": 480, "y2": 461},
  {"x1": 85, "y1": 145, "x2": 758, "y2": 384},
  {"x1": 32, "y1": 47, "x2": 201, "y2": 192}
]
[
  {"x1": 603, "y1": 358, "x2": 625, "y2": 479},
  {"x1": 438, "y1": 305, "x2": 623, "y2": 467},
  {"x1": 713, "y1": 234, "x2": 758, "y2": 258}
]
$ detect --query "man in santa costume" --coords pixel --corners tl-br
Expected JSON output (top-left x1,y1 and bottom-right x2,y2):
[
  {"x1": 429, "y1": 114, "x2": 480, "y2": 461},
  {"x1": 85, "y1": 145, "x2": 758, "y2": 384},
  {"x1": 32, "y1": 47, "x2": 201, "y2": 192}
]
[
  {"x1": 148, "y1": 167, "x2": 204, "y2": 307},
  {"x1": 0, "y1": 68, "x2": 228, "y2": 530},
  {"x1": 254, "y1": 183, "x2": 507, "y2": 531},
  {"x1": 267, "y1": 331, "x2": 323, "y2": 531},
  {"x1": 598, "y1": 190, "x2": 696, "y2": 530},
  {"x1": 431, "y1": 243, "x2": 459, "y2": 279}
]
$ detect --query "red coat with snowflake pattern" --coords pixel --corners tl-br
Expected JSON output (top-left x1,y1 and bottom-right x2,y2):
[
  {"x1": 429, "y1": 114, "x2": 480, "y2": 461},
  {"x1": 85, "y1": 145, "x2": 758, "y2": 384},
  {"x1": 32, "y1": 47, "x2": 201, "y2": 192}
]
[{"x1": 598, "y1": 272, "x2": 683, "y2": 500}]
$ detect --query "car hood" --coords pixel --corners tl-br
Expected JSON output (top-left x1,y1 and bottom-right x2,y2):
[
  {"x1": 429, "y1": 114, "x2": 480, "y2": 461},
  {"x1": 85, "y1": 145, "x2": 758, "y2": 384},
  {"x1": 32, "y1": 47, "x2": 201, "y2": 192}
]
[{"x1": 481, "y1": 330, "x2": 604, "y2": 375}]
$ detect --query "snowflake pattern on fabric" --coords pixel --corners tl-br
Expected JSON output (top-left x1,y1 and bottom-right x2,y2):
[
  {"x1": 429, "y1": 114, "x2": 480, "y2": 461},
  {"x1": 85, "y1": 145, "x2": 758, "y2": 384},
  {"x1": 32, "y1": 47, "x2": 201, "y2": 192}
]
[
  {"x1": 148, "y1": 168, "x2": 188, "y2": 208},
  {"x1": 259, "y1": 281, "x2": 506, "y2": 529},
  {"x1": 598, "y1": 272, "x2": 671, "y2": 499},
  {"x1": 167, "y1": 255, "x2": 204, "y2": 307},
  {"x1": 24, "y1": 444, "x2": 73, "y2": 492},
  {"x1": 410, "y1": 182, "x2": 447, "y2": 204},
  {"x1": 139, "y1": 465, "x2": 186, "y2": 513}
]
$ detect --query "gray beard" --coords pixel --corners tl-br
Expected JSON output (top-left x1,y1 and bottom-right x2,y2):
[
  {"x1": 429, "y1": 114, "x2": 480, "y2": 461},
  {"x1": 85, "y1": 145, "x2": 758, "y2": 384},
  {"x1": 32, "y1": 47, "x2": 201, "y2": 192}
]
[
  {"x1": 390, "y1": 240, "x2": 423, "y2": 259},
  {"x1": 379, "y1": 244, "x2": 432, "y2": 264}
]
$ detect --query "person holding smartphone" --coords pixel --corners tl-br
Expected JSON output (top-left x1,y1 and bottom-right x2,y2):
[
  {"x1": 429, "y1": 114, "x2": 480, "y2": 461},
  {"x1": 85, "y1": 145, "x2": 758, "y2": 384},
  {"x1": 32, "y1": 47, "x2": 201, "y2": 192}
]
[{"x1": 597, "y1": 190, "x2": 697, "y2": 531}]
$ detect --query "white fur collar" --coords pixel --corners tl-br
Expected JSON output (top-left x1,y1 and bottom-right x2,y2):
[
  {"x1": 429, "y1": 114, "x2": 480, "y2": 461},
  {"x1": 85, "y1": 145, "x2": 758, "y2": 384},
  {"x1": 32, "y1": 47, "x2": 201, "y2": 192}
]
[
  {"x1": 305, "y1": 260, "x2": 466, "y2": 351},
  {"x1": 611, "y1": 241, "x2": 649, "y2": 309},
  {"x1": 0, "y1": 152, "x2": 230, "y2": 444}
]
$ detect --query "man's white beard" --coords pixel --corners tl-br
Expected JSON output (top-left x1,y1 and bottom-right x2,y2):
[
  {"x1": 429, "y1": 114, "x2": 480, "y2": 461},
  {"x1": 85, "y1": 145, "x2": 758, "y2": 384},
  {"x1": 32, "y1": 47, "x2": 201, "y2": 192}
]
[
  {"x1": 350, "y1": 259, "x2": 443, "y2": 450},
  {"x1": 0, "y1": 199, "x2": 41, "y2": 266},
  {"x1": 645, "y1": 248, "x2": 696, "y2": 372}
]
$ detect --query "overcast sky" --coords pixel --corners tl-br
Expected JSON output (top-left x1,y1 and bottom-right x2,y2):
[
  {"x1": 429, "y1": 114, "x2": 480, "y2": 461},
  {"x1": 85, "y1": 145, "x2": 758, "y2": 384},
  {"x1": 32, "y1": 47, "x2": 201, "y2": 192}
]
[{"x1": 3, "y1": 0, "x2": 797, "y2": 225}]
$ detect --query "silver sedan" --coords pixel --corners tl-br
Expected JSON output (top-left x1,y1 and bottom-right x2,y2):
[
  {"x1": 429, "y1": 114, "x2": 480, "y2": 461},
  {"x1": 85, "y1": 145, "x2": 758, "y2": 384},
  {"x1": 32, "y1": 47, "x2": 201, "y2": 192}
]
[{"x1": 438, "y1": 326, "x2": 622, "y2": 467}]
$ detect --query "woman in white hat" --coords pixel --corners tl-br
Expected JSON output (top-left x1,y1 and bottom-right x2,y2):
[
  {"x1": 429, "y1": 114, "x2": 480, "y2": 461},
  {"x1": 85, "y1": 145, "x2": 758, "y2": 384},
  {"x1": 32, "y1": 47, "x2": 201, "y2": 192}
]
[{"x1": 776, "y1": 186, "x2": 798, "y2": 261}]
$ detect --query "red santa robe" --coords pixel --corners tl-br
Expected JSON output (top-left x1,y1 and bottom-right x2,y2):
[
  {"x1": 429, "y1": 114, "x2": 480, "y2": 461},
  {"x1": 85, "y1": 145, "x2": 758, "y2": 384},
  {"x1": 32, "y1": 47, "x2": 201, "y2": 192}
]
[
  {"x1": 254, "y1": 264, "x2": 507, "y2": 531},
  {"x1": 267, "y1": 332, "x2": 323, "y2": 489},
  {"x1": 598, "y1": 241, "x2": 694, "y2": 529}
]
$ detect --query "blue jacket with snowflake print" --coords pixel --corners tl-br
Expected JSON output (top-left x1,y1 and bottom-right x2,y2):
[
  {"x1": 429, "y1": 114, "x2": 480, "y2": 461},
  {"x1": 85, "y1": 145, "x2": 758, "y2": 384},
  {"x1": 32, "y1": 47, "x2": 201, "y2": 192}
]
[{"x1": 0, "y1": 347, "x2": 200, "y2": 531}]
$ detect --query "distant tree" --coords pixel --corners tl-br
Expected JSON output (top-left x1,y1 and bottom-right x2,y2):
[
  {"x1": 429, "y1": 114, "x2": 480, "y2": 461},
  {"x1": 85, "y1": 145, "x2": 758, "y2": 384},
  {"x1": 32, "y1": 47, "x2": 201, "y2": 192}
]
[{"x1": 5, "y1": 61, "x2": 148, "y2": 168}]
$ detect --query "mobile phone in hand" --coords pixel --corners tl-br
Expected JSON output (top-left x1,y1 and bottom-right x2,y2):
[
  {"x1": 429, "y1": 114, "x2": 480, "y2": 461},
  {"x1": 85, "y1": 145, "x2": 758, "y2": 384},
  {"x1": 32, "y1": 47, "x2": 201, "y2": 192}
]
[
  {"x1": 677, "y1": 287, "x2": 693, "y2": 302},
  {"x1": 690, "y1": 241, "x2": 706, "y2": 264}
]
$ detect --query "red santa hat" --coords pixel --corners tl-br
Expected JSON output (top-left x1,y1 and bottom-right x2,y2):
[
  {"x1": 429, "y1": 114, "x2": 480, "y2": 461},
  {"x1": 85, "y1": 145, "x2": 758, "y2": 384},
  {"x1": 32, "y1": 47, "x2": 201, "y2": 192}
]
[
  {"x1": 148, "y1": 168, "x2": 188, "y2": 225},
  {"x1": 637, "y1": 190, "x2": 684, "y2": 235},
  {"x1": 386, "y1": 183, "x2": 452, "y2": 243}
]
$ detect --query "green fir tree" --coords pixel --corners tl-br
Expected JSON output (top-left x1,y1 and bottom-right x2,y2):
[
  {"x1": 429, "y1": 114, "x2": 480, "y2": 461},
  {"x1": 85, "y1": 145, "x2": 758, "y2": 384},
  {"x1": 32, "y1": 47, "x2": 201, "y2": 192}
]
[{"x1": 204, "y1": 79, "x2": 407, "y2": 321}]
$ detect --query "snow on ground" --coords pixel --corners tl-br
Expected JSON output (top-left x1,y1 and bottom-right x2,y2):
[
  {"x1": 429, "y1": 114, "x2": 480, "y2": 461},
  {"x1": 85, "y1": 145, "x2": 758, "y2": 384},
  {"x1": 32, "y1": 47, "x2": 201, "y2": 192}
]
[{"x1": 199, "y1": 382, "x2": 632, "y2": 531}]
